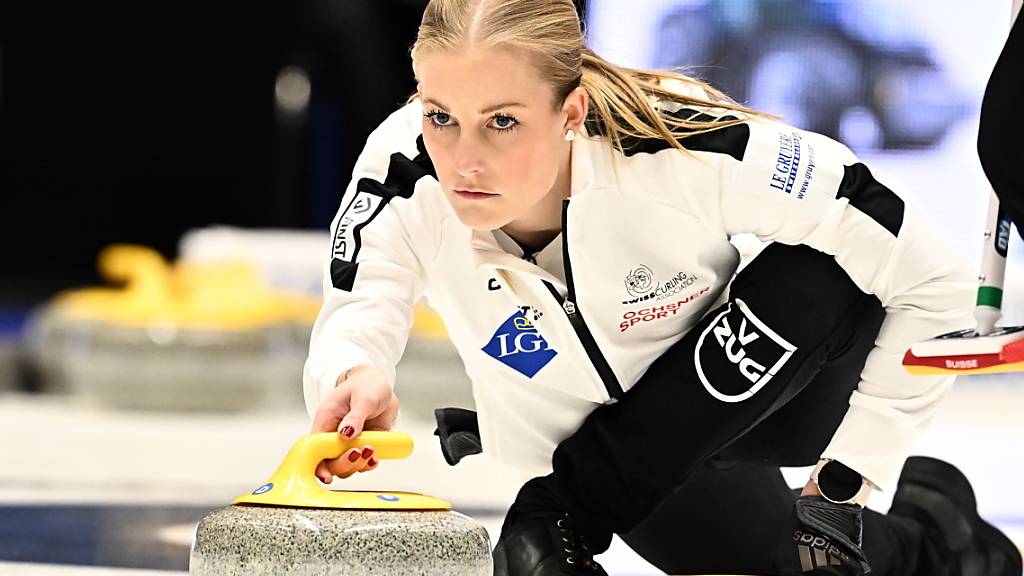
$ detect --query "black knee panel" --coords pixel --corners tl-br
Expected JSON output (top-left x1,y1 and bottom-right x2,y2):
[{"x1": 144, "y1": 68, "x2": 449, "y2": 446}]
[{"x1": 728, "y1": 243, "x2": 870, "y2": 349}]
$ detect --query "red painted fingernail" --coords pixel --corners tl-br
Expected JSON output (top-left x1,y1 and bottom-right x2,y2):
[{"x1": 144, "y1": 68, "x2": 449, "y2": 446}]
[
  {"x1": 368, "y1": 458, "x2": 378, "y2": 467},
  {"x1": 348, "y1": 451, "x2": 361, "y2": 462},
  {"x1": 362, "y1": 447, "x2": 374, "y2": 459},
  {"x1": 341, "y1": 426, "x2": 355, "y2": 438}
]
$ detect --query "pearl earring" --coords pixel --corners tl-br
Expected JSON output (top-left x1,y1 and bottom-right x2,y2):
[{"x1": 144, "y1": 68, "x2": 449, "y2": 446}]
[{"x1": 564, "y1": 129, "x2": 576, "y2": 142}]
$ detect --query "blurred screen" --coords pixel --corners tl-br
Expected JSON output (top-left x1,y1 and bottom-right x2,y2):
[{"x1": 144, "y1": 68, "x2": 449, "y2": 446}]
[{"x1": 586, "y1": 0, "x2": 1022, "y2": 321}]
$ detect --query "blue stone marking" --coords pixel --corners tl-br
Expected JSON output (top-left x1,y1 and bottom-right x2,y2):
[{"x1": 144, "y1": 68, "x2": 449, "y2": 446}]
[
  {"x1": 377, "y1": 494, "x2": 400, "y2": 502},
  {"x1": 251, "y1": 483, "x2": 273, "y2": 495}
]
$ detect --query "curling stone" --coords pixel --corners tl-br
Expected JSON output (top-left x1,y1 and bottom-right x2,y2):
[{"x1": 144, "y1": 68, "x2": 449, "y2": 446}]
[
  {"x1": 189, "y1": 431, "x2": 492, "y2": 575},
  {"x1": 25, "y1": 244, "x2": 318, "y2": 411}
]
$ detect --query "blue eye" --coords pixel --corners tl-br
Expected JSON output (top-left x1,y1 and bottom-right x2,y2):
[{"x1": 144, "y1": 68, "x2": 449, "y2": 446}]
[
  {"x1": 426, "y1": 111, "x2": 453, "y2": 128},
  {"x1": 490, "y1": 114, "x2": 519, "y2": 131},
  {"x1": 423, "y1": 110, "x2": 519, "y2": 133}
]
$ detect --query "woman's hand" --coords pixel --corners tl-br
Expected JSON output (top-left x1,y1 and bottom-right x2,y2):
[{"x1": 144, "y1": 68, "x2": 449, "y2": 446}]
[
  {"x1": 310, "y1": 364, "x2": 400, "y2": 483},
  {"x1": 800, "y1": 478, "x2": 822, "y2": 497}
]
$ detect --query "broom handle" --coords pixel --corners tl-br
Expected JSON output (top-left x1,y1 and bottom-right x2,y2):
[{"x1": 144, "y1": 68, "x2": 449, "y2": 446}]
[
  {"x1": 976, "y1": 191, "x2": 1009, "y2": 336},
  {"x1": 975, "y1": 1, "x2": 1021, "y2": 335}
]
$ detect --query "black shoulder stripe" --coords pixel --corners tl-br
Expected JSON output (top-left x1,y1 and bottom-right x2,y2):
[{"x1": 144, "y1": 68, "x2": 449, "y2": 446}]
[
  {"x1": 330, "y1": 258, "x2": 359, "y2": 292},
  {"x1": 671, "y1": 122, "x2": 750, "y2": 161},
  {"x1": 837, "y1": 163, "x2": 904, "y2": 238},
  {"x1": 597, "y1": 107, "x2": 750, "y2": 161},
  {"x1": 390, "y1": 135, "x2": 438, "y2": 190},
  {"x1": 360, "y1": 135, "x2": 438, "y2": 200},
  {"x1": 329, "y1": 134, "x2": 437, "y2": 291}
]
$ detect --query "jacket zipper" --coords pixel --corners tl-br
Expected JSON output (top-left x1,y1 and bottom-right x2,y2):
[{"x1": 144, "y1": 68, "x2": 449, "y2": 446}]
[{"x1": 542, "y1": 198, "x2": 623, "y2": 401}]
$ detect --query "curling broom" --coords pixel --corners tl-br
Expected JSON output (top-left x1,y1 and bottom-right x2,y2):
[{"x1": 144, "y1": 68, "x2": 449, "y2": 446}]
[{"x1": 902, "y1": 192, "x2": 1024, "y2": 376}]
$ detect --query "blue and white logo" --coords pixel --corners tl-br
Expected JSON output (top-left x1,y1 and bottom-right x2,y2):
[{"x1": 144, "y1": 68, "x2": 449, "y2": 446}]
[
  {"x1": 482, "y1": 309, "x2": 557, "y2": 378},
  {"x1": 252, "y1": 483, "x2": 274, "y2": 495},
  {"x1": 377, "y1": 494, "x2": 400, "y2": 502}
]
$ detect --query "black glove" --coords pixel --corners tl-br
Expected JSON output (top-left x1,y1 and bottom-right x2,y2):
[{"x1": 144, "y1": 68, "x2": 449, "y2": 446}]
[
  {"x1": 773, "y1": 496, "x2": 871, "y2": 575},
  {"x1": 433, "y1": 407, "x2": 482, "y2": 466}
]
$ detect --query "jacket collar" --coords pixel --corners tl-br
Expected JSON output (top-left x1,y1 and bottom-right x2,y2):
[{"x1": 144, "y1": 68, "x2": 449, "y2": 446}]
[
  {"x1": 469, "y1": 124, "x2": 604, "y2": 278},
  {"x1": 470, "y1": 229, "x2": 563, "y2": 286}
]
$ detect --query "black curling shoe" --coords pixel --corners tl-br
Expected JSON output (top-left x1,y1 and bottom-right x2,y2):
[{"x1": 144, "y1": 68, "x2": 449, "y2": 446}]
[
  {"x1": 889, "y1": 456, "x2": 1022, "y2": 576},
  {"x1": 493, "y1": 514, "x2": 608, "y2": 576}
]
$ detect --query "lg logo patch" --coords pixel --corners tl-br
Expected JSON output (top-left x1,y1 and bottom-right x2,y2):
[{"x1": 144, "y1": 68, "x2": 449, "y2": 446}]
[
  {"x1": 481, "y1": 309, "x2": 557, "y2": 378},
  {"x1": 693, "y1": 299, "x2": 797, "y2": 402}
]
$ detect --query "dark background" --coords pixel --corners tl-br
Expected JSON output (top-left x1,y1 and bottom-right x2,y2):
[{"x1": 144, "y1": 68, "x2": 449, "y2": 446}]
[{"x1": 0, "y1": 0, "x2": 438, "y2": 308}]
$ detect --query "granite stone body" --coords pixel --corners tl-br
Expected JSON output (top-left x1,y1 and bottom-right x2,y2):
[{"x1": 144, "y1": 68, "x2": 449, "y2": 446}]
[
  {"x1": 26, "y1": 311, "x2": 309, "y2": 412},
  {"x1": 190, "y1": 504, "x2": 492, "y2": 575}
]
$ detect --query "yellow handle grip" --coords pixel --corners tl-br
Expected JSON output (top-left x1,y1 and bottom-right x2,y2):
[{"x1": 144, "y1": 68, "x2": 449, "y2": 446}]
[
  {"x1": 265, "y1": 431, "x2": 413, "y2": 489},
  {"x1": 235, "y1": 430, "x2": 452, "y2": 509},
  {"x1": 327, "y1": 430, "x2": 413, "y2": 460}
]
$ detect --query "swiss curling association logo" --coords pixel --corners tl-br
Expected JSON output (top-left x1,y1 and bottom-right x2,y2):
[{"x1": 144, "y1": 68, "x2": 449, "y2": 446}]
[
  {"x1": 624, "y1": 265, "x2": 655, "y2": 298},
  {"x1": 482, "y1": 306, "x2": 556, "y2": 378},
  {"x1": 622, "y1": 264, "x2": 699, "y2": 305}
]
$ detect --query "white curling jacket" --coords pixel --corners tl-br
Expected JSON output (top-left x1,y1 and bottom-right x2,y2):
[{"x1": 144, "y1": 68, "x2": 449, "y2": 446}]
[{"x1": 302, "y1": 96, "x2": 974, "y2": 493}]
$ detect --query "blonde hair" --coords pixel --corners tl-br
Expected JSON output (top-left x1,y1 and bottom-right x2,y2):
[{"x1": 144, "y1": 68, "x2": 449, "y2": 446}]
[{"x1": 408, "y1": 0, "x2": 772, "y2": 156}]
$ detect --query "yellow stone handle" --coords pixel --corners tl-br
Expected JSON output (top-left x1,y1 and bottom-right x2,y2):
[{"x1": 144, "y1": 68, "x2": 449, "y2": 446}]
[
  {"x1": 235, "y1": 431, "x2": 453, "y2": 509},
  {"x1": 262, "y1": 431, "x2": 413, "y2": 490},
  {"x1": 295, "y1": 431, "x2": 413, "y2": 467}
]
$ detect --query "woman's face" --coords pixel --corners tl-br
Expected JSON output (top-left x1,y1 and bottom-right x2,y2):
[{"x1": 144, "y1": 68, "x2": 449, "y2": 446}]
[{"x1": 414, "y1": 45, "x2": 575, "y2": 231}]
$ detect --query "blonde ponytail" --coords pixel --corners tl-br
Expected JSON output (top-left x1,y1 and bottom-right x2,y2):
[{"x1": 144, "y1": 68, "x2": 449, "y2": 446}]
[{"x1": 579, "y1": 48, "x2": 774, "y2": 156}]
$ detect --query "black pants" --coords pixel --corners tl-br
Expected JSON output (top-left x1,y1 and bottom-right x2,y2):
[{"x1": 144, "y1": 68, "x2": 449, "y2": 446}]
[{"x1": 509, "y1": 242, "x2": 929, "y2": 575}]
